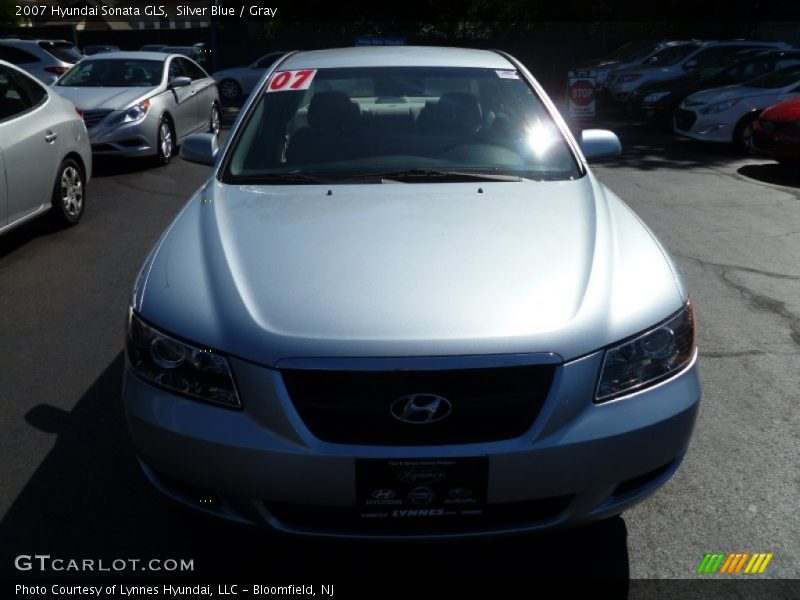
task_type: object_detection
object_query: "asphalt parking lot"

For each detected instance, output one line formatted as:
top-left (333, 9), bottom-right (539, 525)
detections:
top-left (0, 106), bottom-right (798, 583)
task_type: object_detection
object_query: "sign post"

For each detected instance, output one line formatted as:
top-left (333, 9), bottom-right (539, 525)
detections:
top-left (567, 70), bottom-right (596, 120)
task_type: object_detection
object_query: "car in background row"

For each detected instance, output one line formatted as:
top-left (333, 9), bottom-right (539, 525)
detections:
top-left (674, 64), bottom-right (800, 148)
top-left (751, 97), bottom-right (800, 166)
top-left (53, 52), bottom-right (220, 165)
top-left (608, 39), bottom-right (790, 103)
top-left (0, 38), bottom-right (83, 84)
top-left (123, 46), bottom-right (701, 537)
top-left (630, 49), bottom-right (800, 123)
top-left (140, 44), bottom-right (167, 52)
top-left (0, 60), bottom-right (91, 235)
top-left (211, 51), bottom-right (287, 100)
top-left (593, 40), bottom-right (697, 98)
top-left (83, 44), bottom-right (121, 56)
top-left (578, 40), bottom-right (675, 93)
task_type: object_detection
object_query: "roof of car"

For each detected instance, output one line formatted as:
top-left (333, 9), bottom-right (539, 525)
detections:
top-left (280, 46), bottom-right (515, 70)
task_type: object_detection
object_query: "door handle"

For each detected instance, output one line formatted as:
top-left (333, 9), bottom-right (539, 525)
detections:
top-left (44, 131), bottom-right (58, 143)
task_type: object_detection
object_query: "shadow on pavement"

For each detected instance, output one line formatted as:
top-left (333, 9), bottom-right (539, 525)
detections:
top-left (0, 353), bottom-right (630, 588)
top-left (0, 216), bottom-right (63, 261)
top-left (737, 163), bottom-right (800, 189)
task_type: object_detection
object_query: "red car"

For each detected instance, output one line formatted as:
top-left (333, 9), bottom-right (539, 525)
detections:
top-left (751, 98), bottom-right (800, 166)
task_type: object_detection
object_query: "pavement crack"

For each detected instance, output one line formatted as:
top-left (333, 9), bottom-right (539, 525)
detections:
top-left (677, 254), bottom-right (800, 347)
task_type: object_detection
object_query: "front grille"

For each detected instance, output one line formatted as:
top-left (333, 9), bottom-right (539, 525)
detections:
top-left (82, 109), bottom-right (113, 128)
top-left (281, 365), bottom-right (556, 445)
top-left (266, 495), bottom-right (572, 535)
top-left (675, 109), bottom-right (697, 132)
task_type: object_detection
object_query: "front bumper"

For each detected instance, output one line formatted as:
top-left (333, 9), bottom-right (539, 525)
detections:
top-left (86, 115), bottom-right (159, 157)
top-left (123, 351), bottom-right (701, 538)
top-left (751, 123), bottom-right (800, 163)
top-left (673, 108), bottom-right (735, 143)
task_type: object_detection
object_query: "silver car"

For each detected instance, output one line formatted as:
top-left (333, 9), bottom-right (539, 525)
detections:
top-left (0, 38), bottom-right (83, 85)
top-left (123, 47), bottom-right (700, 538)
top-left (0, 60), bottom-right (91, 235)
top-left (53, 52), bottom-right (220, 164)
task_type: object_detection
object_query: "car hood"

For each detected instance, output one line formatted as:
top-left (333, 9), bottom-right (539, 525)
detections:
top-left (133, 176), bottom-right (686, 366)
top-left (761, 98), bottom-right (800, 122)
top-left (53, 86), bottom-right (158, 110)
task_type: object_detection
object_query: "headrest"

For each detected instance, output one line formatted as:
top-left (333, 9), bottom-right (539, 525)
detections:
top-left (436, 92), bottom-right (483, 131)
top-left (308, 91), bottom-right (358, 130)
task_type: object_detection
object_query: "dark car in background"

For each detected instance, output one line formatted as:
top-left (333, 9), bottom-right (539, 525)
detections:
top-left (83, 45), bottom-right (121, 56)
top-left (629, 49), bottom-right (800, 123)
top-left (751, 97), bottom-right (800, 166)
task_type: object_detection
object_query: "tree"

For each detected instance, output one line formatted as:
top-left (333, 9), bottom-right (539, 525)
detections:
top-left (0, 0), bottom-right (20, 27)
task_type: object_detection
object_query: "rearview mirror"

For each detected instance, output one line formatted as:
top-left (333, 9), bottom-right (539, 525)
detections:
top-left (580, 129), bottom-right (622, 161)
top-left (169, 76), bottom-right (192, 88)
top-left (180, 133), bottom-right (218, 166)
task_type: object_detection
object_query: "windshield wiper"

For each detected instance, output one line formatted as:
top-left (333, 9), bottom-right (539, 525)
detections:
top-left (231, 171), bottom-right (330, 184)
top-left (341, 169), bottom-right (528, 183)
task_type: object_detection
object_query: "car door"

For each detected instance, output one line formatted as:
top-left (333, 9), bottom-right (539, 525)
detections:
top-left (0, 64), bottom-right (60, 225)
top-left (179, 58), bottom-right (214, 131)
top-left (166, 57), bottom-right (197, 140)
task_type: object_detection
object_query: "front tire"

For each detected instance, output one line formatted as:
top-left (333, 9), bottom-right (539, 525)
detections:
top-left (219, 79), bottom-right (241, 101)
top-left (155, 116), bottom-right (174, 165)
top-left (734, 113), bottom-right (758, 153)
top-left (209, 103), bottom-right (220, 135)
top-left (50, 158), bottom-right (85, 226)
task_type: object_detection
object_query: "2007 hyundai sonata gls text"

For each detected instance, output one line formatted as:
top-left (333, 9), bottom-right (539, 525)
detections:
top-left (123, 47), bottom-right (700, 537)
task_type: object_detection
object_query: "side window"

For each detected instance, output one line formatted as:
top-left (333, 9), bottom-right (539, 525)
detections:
top-left (0, 44), bottom-right (40, 65)
top-left (692, 46), bottom-right (737, 67)
top-left (775, 57), bottom-right (800, 71)
top-left (10, 68), bottom-right (47, 107)
top-left (0, 65), bottom-right (35, 120)
top-left (180, 58), bottom-right (207, 81)
top-left (167, 58), bottom-right (184, 80)
top-left (740, 58), bottom-right (770, 78)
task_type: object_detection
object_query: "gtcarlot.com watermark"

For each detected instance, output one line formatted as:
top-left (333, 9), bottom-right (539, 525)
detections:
top-left (14, 554), bottom-right (194, 573)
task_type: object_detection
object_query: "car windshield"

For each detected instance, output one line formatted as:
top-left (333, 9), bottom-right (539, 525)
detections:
top-left (222, 66), bottom-right (581, 184)
top-left (627, 43), bottom-right (665, 63)
top-left (642, 44), bottom-right (700, 67)
top-left (58, 59), bottom-right (163, 87)
top-left (744, 64), bottom-right (800, 88)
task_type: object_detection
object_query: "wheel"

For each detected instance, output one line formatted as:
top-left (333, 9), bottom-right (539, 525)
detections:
top-left (50, 158), bottom-right (85, 226)
top-left (734, 113), bottom-right (758, 152)
top-left (209, 103), bottom-right (220, 135)
top-left (155, 116), bottom-right (174, 165)
top-left (218, 78), bottom-right (241, 101)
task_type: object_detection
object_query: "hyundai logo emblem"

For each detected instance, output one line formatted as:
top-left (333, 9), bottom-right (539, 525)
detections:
top-left (390, 393), bottom-right (452, 424)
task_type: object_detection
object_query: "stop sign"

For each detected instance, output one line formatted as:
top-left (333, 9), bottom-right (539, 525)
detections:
top-left (570, 79), bottom-right (595, 107)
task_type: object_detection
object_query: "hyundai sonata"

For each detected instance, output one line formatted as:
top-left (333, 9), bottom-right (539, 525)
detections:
top-left (123, 46), bottom-right (700, 537)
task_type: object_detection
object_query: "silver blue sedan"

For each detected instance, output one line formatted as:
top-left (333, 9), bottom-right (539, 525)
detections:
top-left (54, 51), bottom-right (220, 164)
top-left (123, 46), bottom-right (701, 537)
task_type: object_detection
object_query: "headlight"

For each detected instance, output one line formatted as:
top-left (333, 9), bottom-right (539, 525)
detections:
top-left (113, 99), bottom-right (150, 124)
top-left (595, 301), bottom-right (695, 403)
top-left (643, 91), bottom-right (670, 103)
top-left (699, 98), bottom-right (740, 115)
top-left (619, 73), bottom-right (643, 82)
top-left (125, 310), bottom-right (241, 408)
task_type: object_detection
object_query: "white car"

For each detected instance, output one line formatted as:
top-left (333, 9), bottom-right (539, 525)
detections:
top-left (0, 60), bottom-right (92, 235)
top-left (674, 64), bottom-right (800, 148)
top-left (0, 38), bottom-right (84, 85)
top-left (212, 51), bottom-right (287, 101)
top-left (608, 40), bottom-right (789, 103)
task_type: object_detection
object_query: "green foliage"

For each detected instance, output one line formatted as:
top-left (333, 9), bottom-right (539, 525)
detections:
top-left (0, 0), bottom-right (20, 27)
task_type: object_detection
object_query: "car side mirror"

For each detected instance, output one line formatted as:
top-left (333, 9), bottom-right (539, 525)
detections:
top-left (580, 129), bottom-right (622, 161)
top-left (169, 76), bottom-right (192, 88)
top-left (180, 133), bottom-right (218, 166)
top-left (683, 60), bottom-right (698, 71)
